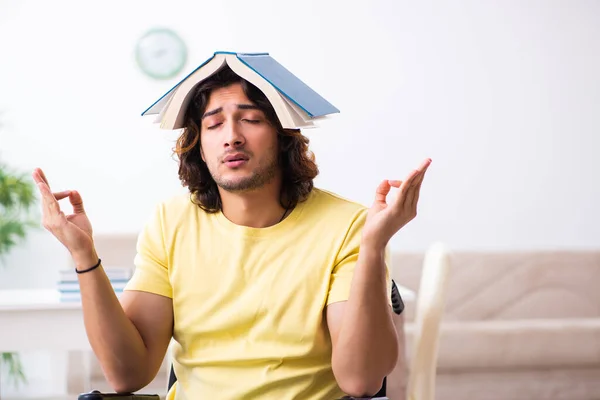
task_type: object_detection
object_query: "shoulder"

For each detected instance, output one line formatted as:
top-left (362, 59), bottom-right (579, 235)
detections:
top-left (310, 187), bottom-right (367, 211)
top-left (159, 192), bottom-right (197, 211)
top-left (146, 192), bottom-right (204, 229)
top-left (304, 187), bottom-right (369, 224)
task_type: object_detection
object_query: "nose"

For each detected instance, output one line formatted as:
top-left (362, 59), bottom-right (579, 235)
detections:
top-left (223, 120), bottom-right (245, 149)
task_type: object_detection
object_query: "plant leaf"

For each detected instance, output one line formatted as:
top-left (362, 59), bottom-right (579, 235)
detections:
top-left (1, 352), bottom-right (28, 387)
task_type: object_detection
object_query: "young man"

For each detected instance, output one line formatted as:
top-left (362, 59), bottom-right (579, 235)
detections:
top-left (33, 66), bottom-right (431, 399)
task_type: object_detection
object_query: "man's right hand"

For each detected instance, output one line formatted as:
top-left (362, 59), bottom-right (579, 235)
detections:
top-left (32, 168), bottom-right (96, 265)
top-left (33, 168), bottom-right (174, 393)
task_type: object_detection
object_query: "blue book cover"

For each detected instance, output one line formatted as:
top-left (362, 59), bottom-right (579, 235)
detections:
top-left (142, 51), bottom-right (339, 119)
top-left (234, 53), bottom-right (339, 118)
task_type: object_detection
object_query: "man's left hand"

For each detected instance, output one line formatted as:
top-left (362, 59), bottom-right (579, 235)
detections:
top-left (362, 158), bottom-right (432, 250)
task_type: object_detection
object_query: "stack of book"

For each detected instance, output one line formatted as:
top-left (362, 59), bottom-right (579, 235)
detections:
top-left (57, 266), bottom-right (134, 302)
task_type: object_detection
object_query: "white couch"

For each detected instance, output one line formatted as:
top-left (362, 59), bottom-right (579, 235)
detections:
top-left (393, 251), bottom-right (600, 400)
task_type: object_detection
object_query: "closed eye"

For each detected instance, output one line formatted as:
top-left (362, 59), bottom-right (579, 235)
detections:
top-left (207, 123), bottom-right (222, 130)
top-left (242, 119), bottom-right (261, 124)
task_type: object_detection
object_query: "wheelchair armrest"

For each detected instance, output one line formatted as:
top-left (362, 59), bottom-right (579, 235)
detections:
top-left (78, 390), bottom-right (161, 399)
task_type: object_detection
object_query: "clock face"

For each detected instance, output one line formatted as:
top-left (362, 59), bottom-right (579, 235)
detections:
top-left (135, 28), bottom-right (187, 80)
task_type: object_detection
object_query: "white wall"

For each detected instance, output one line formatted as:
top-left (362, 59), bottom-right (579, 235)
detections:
top-left (1, 0), bottom-right (599, 290)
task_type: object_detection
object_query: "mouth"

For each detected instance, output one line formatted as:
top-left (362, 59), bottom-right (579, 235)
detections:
top-left (224, 156), bottom-right (248, 162)
top-left (223, 153), bottom-right (249, 167)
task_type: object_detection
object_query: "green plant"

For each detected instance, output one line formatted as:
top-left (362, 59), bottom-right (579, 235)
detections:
top-left (1, 353), bottom-right (27, 387)
top-left (0, 163), bottom-right (37, 257)
top-left (0, 160), bottom-right (38, 387)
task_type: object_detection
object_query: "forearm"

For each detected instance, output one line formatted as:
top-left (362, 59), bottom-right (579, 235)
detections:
top-left (332, 245), bottom-right (399, 395)
top-left (74, 250), bottom-right (151, 392)
top-left (387, 313), bottom-right (408, 400)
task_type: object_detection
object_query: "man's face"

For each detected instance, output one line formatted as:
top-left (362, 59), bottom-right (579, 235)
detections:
top-left (200, 83), bottom-right (279, 192)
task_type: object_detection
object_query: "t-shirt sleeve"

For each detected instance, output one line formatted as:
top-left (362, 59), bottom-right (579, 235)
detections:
top-left (124, 203), bottom-right (173, 298)
top-left (326, 208), bottom-right (393, 306)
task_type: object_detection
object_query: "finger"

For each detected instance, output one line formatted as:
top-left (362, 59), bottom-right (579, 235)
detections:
top-left (38, 168), bottom-right (50, 186)
top-left (405, 157), bottom-right (431, 182)
top-left (391, 159), bottom-right (433, 209)
top-left (33, 170), bottom-right (73, 204)
top-left (406, 166), bottom-right (430, 211)
top-left (416, 157), bottom-right (432, 172)
top-left (384, 181), bottom-right (403, 208)
top-left (32, 169), bottom-right (44, 185)
top-left (402, 169), bottom-right (421, 190)
top-left (409, 161), bottom-right (431, 188)
top-left (406, 160), bottom-right (432, 210)
top-left (408, 159), bottom-right (432, 187)
top-left (53, 190), bottom-right (72, 201)
top-left (399, 161), bottom-right (431, 208)
top-left (36, 181), bottom-right (61, 215)
top-left (37, 181), bottom-right (68, 230)
top-left (392, 167), bottom-right (427, 209)
top-left (69, 191), bottom-right (85, 214)
top-left (32, 168), bottom-right (50, 187)
top-left (374, 180), bottom-right (392, 204)
top-left (387, 176), bottom-right (412, 212)
top-left (398, 169), bottom-right (419, 194)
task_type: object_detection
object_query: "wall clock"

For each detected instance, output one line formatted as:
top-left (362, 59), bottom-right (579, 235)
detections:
top-left (135, 28), bottom-right (187, 80)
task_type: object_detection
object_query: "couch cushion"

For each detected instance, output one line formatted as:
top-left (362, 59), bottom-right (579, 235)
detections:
top-left (404, 318), bottom-right (600, 370)
top-left (392, 251), bottom-right (600, 322)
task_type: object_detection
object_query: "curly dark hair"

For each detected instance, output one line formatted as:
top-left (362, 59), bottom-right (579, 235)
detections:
top-left (174, 66), bottom-right (319, 213)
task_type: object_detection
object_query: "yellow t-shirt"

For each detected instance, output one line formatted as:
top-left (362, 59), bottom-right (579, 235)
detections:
top-left (125, 187), bottom-right (391, 400)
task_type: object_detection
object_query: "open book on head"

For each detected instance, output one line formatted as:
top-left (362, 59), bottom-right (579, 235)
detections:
top-left (142, 51), bottom-right (340, 130)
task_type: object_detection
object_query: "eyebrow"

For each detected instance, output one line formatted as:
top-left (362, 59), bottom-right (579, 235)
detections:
top-left (201, 104), bottom-right (261, 119)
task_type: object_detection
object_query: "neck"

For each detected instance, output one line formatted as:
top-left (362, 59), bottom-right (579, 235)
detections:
top-left (219, 178), bottom-right (288, 228)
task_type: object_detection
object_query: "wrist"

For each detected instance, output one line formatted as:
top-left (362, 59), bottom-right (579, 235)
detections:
top-left (358, 240), bottom-right (387, 266)
top-left (360, 236), bottom-right (388, 255)
top-left (72, 249), bottom-right (99, 272)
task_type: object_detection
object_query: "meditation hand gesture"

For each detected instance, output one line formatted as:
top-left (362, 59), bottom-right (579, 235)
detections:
top-left (362, 158), bottom-right (432, 250)
top-left (32, 168), bottom-right (94, 258)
